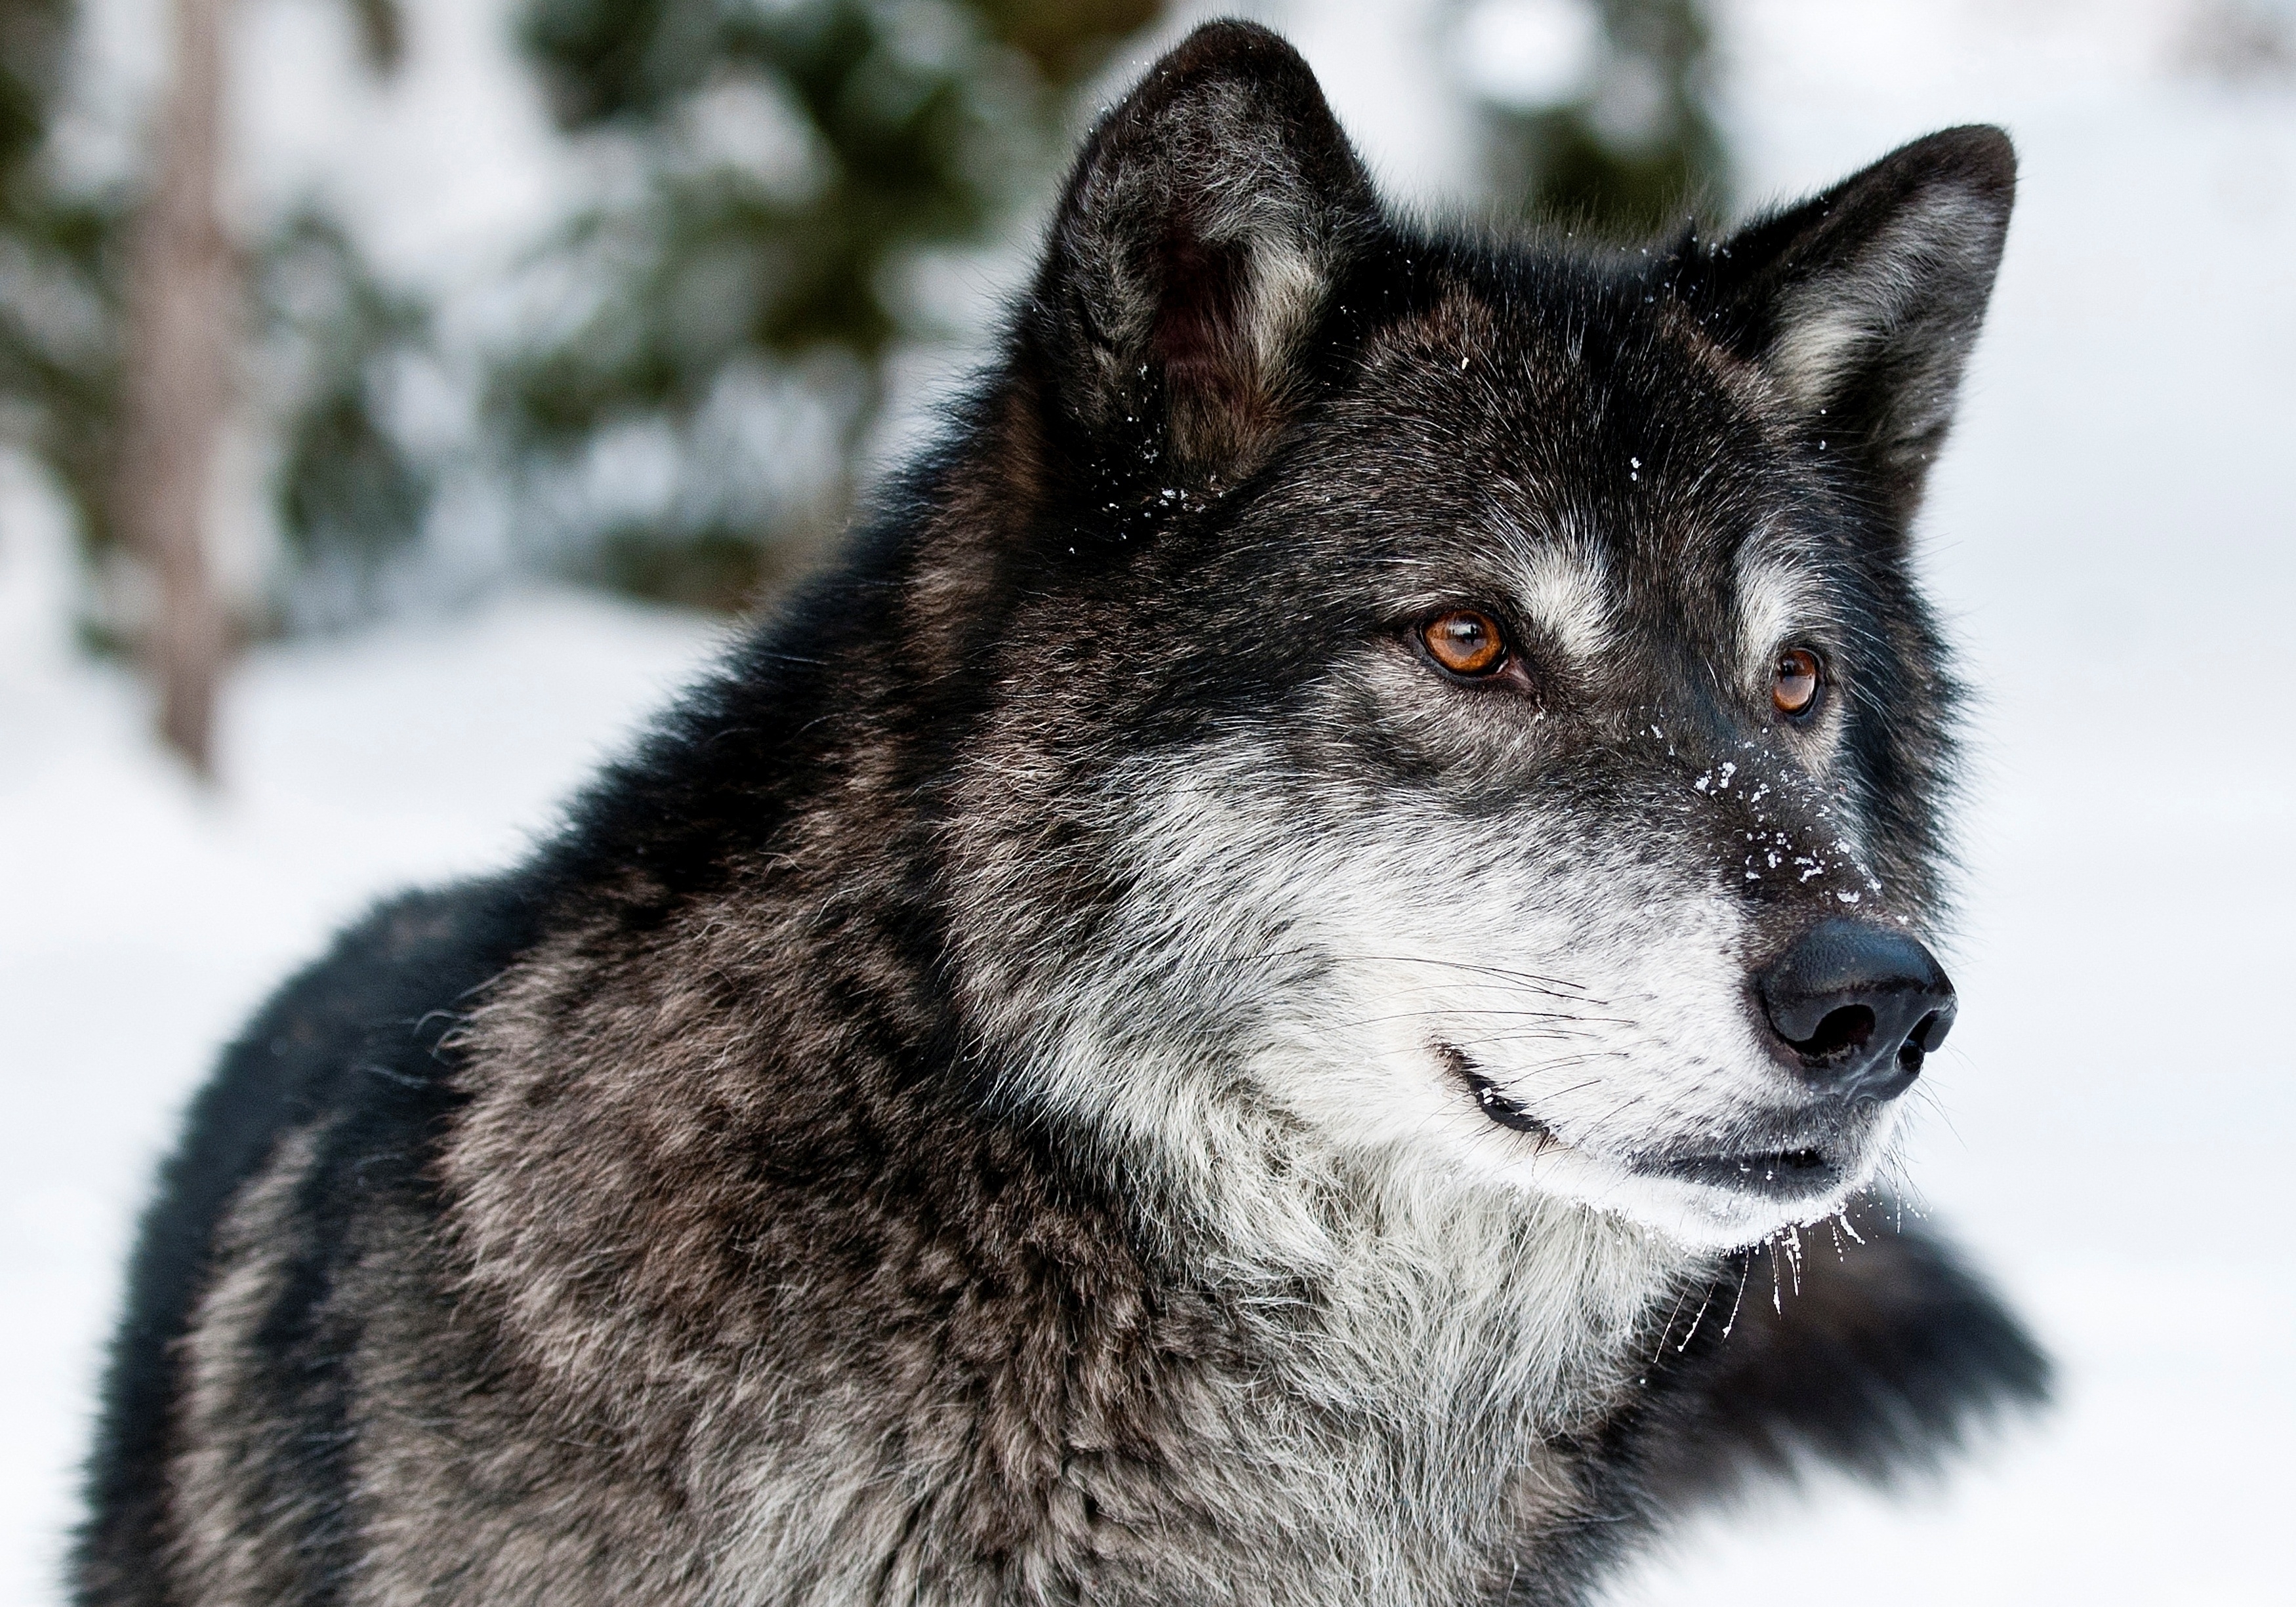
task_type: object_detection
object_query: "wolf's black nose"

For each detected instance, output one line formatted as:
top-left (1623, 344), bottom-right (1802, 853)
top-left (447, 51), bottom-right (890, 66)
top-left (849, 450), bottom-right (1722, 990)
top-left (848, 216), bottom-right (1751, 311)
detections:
top-left (1757, 918), bottom-right (1957, 1101)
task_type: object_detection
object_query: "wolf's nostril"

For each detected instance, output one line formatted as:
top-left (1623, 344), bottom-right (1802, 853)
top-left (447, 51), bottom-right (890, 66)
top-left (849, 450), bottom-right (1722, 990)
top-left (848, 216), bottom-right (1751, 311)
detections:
top-left (1793, 1004), bottom-right (1875, 1061)
top-left (1910, 1009), bottom-right (1951, 1053)
top-left (1755, 918), bottom-right (1957, 1102)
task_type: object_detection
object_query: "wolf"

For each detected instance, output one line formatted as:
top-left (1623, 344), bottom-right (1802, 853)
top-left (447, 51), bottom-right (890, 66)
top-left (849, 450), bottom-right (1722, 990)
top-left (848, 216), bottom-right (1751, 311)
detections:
top-left (78, 22), bottom-right (2047, 1607)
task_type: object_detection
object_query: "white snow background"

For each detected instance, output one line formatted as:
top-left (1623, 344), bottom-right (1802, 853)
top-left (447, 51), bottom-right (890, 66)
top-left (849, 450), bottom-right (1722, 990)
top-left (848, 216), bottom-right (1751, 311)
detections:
top-left (5, 1), bottom-right (2293, 1601)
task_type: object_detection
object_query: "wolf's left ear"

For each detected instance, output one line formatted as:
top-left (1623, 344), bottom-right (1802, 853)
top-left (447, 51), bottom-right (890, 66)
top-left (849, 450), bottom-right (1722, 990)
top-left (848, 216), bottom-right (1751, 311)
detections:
top-left (1023, 22), bottom-right (1379, 483)
top-left (1691, 127), bottom-right (2016, 525)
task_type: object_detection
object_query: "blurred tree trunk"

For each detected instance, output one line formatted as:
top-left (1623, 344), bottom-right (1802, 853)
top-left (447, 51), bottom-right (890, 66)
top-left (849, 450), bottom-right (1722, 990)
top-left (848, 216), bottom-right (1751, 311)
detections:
top-left (118, 0), bottom-right (234, 777)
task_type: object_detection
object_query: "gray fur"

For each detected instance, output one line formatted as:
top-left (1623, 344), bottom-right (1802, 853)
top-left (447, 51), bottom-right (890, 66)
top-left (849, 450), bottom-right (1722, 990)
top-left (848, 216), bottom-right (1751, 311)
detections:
top-left (77, 24), bottom-right (2046, 1607)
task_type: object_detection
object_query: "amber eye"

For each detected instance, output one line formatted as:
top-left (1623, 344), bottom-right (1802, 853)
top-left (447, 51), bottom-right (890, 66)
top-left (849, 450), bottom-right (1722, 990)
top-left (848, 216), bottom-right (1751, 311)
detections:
top-left (1772, 647), bottom-right (1823, 717)
top-left (1422, 609), bottom-right (1508, 677)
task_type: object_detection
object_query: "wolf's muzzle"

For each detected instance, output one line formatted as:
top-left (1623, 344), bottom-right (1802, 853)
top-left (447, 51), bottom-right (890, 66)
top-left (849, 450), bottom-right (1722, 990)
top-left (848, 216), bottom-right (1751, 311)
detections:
top-left (1756, 918), bottom-right (1958, 1103)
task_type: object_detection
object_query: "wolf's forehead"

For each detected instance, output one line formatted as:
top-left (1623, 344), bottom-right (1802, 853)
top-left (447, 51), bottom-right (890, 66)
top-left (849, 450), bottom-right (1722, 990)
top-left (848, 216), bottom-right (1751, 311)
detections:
top-left (1467, 497), bottom-right (1830, 676)
top-left (1484, 516), bottom-right (1618, 661)
top-left (1330, 282), bottom-right (1826, 650)
top-left (1356, 284), bottom-right (1778, 498)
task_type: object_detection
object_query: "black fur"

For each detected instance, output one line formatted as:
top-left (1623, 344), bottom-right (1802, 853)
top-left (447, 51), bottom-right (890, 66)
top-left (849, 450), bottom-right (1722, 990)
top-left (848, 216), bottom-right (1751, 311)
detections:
top-left (79, 882), bottom-right (538, 1606)
top-left (1633, 1206), bottom-right (2050, 1507)
top-left (79, 23), bottom-right (2045, 1606)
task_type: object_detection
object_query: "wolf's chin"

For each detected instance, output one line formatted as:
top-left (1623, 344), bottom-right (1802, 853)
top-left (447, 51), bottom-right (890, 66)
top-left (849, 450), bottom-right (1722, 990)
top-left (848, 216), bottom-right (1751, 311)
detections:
top-left (1608, 1173), bottom-right (1869, 1251)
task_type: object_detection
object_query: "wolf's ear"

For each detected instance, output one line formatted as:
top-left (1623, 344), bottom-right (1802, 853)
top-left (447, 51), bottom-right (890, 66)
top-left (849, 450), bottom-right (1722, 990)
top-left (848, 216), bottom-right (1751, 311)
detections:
top-left (1024, 22), bottom-right (1378, 483)
top-left (1694, 127), bottom-right (2015, 525)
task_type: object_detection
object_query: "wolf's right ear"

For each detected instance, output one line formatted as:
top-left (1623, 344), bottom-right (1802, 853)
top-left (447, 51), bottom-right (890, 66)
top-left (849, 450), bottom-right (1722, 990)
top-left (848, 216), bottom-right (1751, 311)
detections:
top-left (1691, 126), bottom-right (2017, 527)
top-left (1023, 22), bottom-right (1378, 485)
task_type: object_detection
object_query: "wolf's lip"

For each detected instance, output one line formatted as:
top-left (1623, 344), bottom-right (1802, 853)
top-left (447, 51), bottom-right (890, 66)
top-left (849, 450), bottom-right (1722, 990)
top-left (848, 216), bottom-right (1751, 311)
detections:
top-left (1639, 1147), bottom-right (1845, 1200)
top-left (1441, 1044), bottom-right (1849, 1202)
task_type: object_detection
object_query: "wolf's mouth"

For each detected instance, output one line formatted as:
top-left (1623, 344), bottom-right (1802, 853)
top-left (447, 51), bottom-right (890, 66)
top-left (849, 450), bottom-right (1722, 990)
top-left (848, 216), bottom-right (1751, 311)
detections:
top-left (1441, 1043), bottom-right (1851, 1202)
top-left (1639, 1146), bottom-right (1845, 1200)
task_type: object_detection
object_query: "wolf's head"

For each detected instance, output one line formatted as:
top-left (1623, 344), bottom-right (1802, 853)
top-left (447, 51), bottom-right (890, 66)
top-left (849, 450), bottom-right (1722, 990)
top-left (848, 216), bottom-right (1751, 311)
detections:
top-left (922, 24), bottom-right (2013, 1252)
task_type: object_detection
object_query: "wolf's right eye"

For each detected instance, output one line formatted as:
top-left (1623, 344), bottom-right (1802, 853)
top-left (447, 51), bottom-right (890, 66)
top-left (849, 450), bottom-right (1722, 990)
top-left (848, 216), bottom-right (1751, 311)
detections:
top-left (1773, 648), bottom-right (1823, 716)
top-left (1422, 610), bottom-right (1508, 678)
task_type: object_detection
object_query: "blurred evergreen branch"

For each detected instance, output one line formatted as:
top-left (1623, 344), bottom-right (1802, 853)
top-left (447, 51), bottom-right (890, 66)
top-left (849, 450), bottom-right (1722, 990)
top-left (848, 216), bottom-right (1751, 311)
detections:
top-left (258, 206), bottom-right (435, 583)
top-left (1459, 0), bottom-right (1729, 237)
top-left (0, 0), bottom-right (438, 666)
top-left (0, 0), bottom-right (129, 582)
top-left (495, 0), bottom-right (1162, 610)
top-left (346, 0), bottom-right (405, 72)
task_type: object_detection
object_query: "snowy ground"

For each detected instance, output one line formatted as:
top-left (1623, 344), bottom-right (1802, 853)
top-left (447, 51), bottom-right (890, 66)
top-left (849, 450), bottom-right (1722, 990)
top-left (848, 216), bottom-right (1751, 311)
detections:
top-left (6, 2), bottom-right (2295, 1603)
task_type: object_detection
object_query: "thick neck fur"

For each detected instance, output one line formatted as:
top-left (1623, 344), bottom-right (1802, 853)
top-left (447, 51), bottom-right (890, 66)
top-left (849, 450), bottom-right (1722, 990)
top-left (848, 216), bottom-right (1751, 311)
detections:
top-left (446, 888), bottom-right (1696, 1606)
top-left (436, 395), bottom-right (1710, 1602)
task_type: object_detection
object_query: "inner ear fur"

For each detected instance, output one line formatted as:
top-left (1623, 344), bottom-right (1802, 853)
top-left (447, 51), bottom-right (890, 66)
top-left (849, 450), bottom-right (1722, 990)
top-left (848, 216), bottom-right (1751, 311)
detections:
top-left (1025, 21), bottom-right (1379, 483)
top-left (1691, 126), bottom-right (2017, 525)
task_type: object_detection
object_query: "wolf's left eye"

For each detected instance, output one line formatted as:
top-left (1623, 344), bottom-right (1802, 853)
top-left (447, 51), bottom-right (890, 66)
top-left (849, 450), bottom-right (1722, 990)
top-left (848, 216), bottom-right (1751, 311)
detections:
top-left (1422, 610), bottom-right (1509, 678)
top-left (1773, 648), bottom-right (1823, 717)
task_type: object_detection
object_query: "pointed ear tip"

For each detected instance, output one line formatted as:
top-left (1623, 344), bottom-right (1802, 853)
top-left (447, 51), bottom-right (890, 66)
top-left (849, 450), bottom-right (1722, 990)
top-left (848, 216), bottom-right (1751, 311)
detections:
top-left (1905, 124), bottom-right (2019, 199)
top-left (1124, 20), bottom-right (1329, 119)
top-left (1090, 19), bottom-right (1362, 193)
top-left (1156, 18), bottom-right (1315, 81)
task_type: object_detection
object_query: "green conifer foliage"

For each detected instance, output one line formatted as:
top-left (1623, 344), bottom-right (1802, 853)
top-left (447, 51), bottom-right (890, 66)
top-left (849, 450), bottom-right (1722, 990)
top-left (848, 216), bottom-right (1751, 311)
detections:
top-left (1468, 0), bottom-right (1729, 237)
top-left (260, 209), bottom-right (435, 589)
top-left (0, 0), bottom-right (129, 594)
top-left (0, 0), bottom-right (436, 646)
top-left (499, 0), bottom-right (1161, 609)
